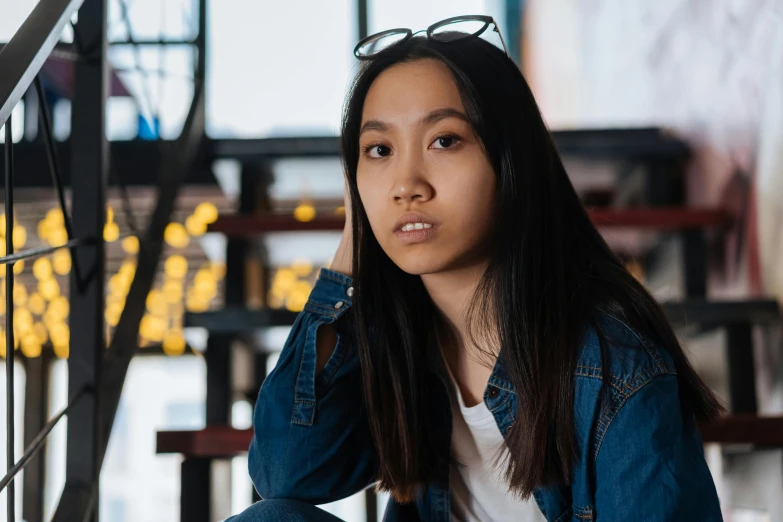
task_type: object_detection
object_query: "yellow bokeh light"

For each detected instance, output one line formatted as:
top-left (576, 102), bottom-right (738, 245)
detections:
top-left (37, 219), bottom-right (50, 241)
top-left (21, 335), bottom-right (42, 358)
top-left (285, 292), bottom-right (307, 312)
top-left (0, 265), bottom-right (5, 278)
top-left (162, 280), bottom-right (183, 304)
top-left (13, 284), bottom-right (27, 306)
top-left (53, 249), bottom-right (71, 275)
top-left (104, 222), bottom-right (120, 242)
top-left (267, 291), bottom-right (284, 309)
top-left (194, 202), bottom-right (219, 224)
top-left (293, 204), bottom-right (316, 222)
top-left (12, 225), bottom-right (27, 249)
top-left (106, 206), bottom-right (114, 224)
top-left (210, 262), bottom-right (226, 280)
top-left (49, 296), bottom-right (69, 320)
top-left (185, 215), bottom-right (207, 237)
top-left (14, 308), bottom-right (34, 333)
top-left (164, 255), bottom-right (188, 279)
top-left (46, 208), bottom-right (64, 226)
top-left (291, 258), bottom-right (313, 277)
top-left (105, 302), bottom-right (123, 326)
top-left (13, 259), bottom-right (24, 275)
top-left (48, 228), bottom-right (68, 246)
top-left (185, 291), bottom-right (209, 312)
top-left (164, 222), bottom-right (189, 248)
top-left (119, 260), bottom-right (137, 279)
top-left (194, 268), bottom-right (216, 286)
top-left (49, 321), bottom-right (69, 344)
top-left (269, 284), bottom-right (287, 301)
top-left (139, 315), bottom-right (166, 342)
top-left (33, 257), bottom-right (53, 280)
top-left (273, 268), bottom-right (297, 293)
top-left (28, 292), bottom-right (46, 315)
top-left (53, 342), bottom-right (69, 358)
top-left (334, 206), bottom-right (346, 216)
top-left (0, 214), bottom-right (5, 233)
top-left (122, 236), bottom-right (139, 255)
top-left (33, 322), bottom-right (48, 344)
top-left (108, 274), bottom-right (128, 296)
top-left (146, 289), bottom-right (167, 316)
top-left (106, 292), bottom-right (126, 308)
top-left (39, 278), bottom-right (60, 301)
top-left (162, 330), bottom-right (186, 356)
top-left (0, 336), bottom-right (5, 359)
top-left (293, 281), bottom-right (313, 298)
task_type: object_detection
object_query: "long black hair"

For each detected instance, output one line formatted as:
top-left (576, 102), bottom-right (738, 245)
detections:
top-left (339, 35), bottom-right (724, 502)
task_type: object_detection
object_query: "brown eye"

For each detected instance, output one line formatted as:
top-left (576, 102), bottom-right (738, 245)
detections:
top-left (432, 135), bottom-right (460, 149)
top-left (363, 144), bottom-right (391, 158)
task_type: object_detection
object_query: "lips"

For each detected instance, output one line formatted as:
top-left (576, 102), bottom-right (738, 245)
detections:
top-left (393, 212), bottom-right (439, 232)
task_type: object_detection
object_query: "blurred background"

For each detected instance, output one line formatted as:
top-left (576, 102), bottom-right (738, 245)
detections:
top-left (1, 0), bottom-right (782, 521)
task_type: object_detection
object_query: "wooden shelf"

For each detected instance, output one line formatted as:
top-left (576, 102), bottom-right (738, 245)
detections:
top-left (699, 415), bottom-right (783, 446)
top-left (157, 426), bottom-right (252, 458)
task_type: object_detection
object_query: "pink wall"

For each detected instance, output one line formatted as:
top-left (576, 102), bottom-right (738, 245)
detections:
top-left (523, 0), bottom-right (783, 303)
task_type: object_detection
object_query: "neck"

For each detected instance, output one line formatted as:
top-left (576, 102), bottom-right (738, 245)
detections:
top-left (421, 259), bottom-right (492, 356)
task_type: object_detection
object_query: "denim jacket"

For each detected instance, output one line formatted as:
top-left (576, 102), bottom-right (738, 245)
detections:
top-left (248, 268), bottom-right (723, 521)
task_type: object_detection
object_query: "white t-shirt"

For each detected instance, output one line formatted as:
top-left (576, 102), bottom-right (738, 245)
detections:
top-left (447, 375), bottom-right (547, 522)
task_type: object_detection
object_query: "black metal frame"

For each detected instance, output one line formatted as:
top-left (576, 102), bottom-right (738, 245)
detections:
top-left (2, 0), bottom-right (205, 520)
top-left (1, 3), bottom-right (93, 521)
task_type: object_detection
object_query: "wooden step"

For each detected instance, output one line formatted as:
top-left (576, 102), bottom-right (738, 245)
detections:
top-left (207, 207), bottom-right (733, 237)
top-left (157, 426), bottom-right (252, 458)
top-left (157, 415), bottom-right (783, 459)
top-left (699, 415), bottom-right (783, 446)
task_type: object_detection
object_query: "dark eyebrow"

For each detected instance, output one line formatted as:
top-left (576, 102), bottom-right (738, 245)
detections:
top-left (359, 107), bottom-right (470, 137)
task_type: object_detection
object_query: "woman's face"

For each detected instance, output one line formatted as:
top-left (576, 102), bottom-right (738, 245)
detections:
top-left (356, 58), bottom-right (496, 276)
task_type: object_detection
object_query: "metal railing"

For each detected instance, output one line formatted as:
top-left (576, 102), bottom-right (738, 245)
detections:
top-left (1, 0), bottom-right (206, 518)
top-left (1, 2), bottom-right (95, 521)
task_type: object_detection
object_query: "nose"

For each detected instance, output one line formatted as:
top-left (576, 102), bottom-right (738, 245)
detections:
top-left (389, 155), bottom-right (434, 204)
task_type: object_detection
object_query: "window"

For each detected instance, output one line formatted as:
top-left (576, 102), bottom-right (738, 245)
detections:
top-left (206, 0), bottom-right (357, 138)
top-left (0, 361), bottom-right (26, 522)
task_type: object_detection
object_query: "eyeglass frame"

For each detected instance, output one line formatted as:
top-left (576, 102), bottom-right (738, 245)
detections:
top-left (353, 14), bottom-right (509, 60)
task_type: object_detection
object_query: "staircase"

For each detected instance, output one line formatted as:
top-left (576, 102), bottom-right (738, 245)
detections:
top-left (156, 127), bottom-right (783, 521)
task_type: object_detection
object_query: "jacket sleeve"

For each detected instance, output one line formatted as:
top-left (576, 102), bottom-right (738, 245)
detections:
top-left (593, 374), bottom-right (723, 521)
top-left (248, 268), bottom-right (378, 504)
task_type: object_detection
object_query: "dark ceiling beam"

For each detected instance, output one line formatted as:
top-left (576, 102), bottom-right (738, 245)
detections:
top-left (1, 128), bottom-right (690, 189)
top-left (0, 139), bottom-right (216, 187)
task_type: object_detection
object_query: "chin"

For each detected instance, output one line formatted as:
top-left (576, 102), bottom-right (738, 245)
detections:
top-left (389, 252), bottom-right (451, 276)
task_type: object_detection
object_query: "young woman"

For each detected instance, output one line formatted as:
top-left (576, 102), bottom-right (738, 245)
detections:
top-left (228, 15), bottom-right (724, 522)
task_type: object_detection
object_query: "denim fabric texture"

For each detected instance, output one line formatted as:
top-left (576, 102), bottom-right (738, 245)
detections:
top-left (225, 499), bottom-right (345, 522)
top-left (238, 268), bottom-right (723, 522)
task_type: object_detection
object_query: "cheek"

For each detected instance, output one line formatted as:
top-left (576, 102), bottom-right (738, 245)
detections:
top-left (445, 165), bottom-right (496, 229)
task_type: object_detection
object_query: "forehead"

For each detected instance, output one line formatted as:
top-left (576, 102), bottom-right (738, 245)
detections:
top-left (362, 59), bottom-right (465, 124)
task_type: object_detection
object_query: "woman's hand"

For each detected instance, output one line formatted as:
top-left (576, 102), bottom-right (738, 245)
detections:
top-left (328, 176), bottom-right (354, 277)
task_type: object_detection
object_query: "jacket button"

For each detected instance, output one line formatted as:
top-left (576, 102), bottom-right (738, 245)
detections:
top-left (506, 423), bottom-right (513, 434)
top-left (346, 287), bottom-right (354, 297)
top-left (488, 386), bottom-right (499, 398)
top-left (334, 301), bottom-right (344, 309)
